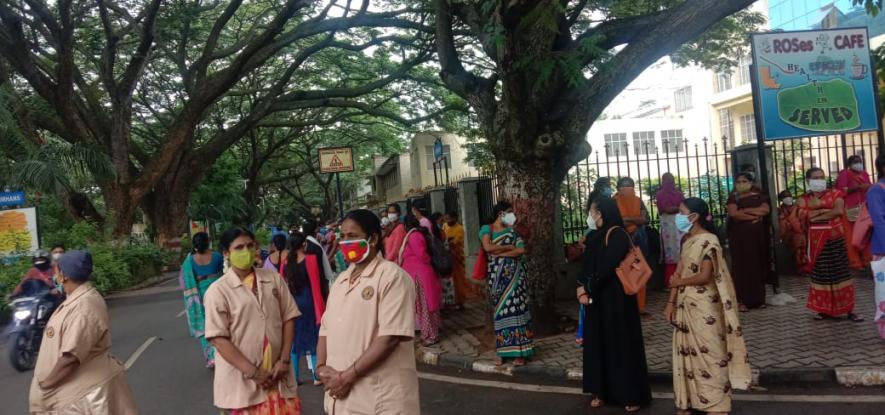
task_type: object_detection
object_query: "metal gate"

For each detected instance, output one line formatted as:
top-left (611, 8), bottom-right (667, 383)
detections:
top-left (475, 176), bottom-right (498, 225)
top-left (443, 187), bottom-right (459, 215)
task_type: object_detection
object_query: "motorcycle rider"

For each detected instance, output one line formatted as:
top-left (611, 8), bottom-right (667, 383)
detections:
top-left (11, 251), bottom-right (60, 298)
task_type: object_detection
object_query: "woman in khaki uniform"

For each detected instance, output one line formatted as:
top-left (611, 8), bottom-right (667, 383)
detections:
top-left (318, 209), bottom-right (420, 415)
top-left (204, 227), bottom-right (302, 414)
top-left (29, 251), bottom-right (138, 414)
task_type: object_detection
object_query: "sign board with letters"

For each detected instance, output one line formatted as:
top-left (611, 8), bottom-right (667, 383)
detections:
top-left (750, 27), bottom-right (880, 141)
top-left (0, 191), bottom-right (25, 207)
top-left (318, 147), bottom-right (355, 173)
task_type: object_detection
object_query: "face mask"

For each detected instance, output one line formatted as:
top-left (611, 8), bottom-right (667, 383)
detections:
top-left (228, 249), bottom-right (255, 270)
top-left (782, 197), bottom-right (794, 206)
top-left (502, 212), bottom-right (517, 227)
top-left (675, 213), bottom-right (694, 234)
top-left (51, 253), bottom-right (62, 262)
top-left (387, 213), bottom-right (399, 222)
top-left (851, 163), bottom-right (864, 172)
top-left (735, 182), bottom-right (751, 193)
top-left (586, 213), bottom-right (598, 231)
top-left (340, 239), bottom-right (371, 263)
top-left (808, 179), bottom-right (827, 193)
top-left (601, 188), bottom-right (614, 197)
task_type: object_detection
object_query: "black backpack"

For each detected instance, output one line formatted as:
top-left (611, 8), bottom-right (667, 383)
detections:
top-left (426, 234), bottom-right (453, 276)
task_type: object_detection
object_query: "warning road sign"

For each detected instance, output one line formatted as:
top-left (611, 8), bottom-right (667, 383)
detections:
top-left (318, 147), bottom-right (354, 173)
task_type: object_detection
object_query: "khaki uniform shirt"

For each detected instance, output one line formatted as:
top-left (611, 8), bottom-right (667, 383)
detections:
top-left (204, 267), bottom-right (300, 410)
top-left (29, 282), bottom-right (131, 413)
top-left (320, 256), bottom-right (419, 414)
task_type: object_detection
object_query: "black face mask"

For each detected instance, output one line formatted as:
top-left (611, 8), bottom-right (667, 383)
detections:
top-left (35, 262), bottom-right (51, 271)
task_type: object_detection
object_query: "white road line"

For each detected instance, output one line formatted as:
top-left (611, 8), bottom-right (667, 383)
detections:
top-left (416, 372), bottom-right (885, 403)
top-left (125, 336), bottom-right (158, 370)
top-left (176, 309), bottom-right (186, 318)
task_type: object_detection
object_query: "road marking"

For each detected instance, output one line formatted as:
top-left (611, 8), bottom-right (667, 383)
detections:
top-left (125, 336), bottom-right (158, 370)
top-left (416, 372), bottom-right (885, 403)
top-left (176, 309), bottom-right (186, 318)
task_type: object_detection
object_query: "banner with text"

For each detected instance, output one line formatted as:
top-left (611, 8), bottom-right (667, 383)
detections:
top-left (751, 27), bottom-right (880, 141)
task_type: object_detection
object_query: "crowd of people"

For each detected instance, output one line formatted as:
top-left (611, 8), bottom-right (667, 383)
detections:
top-left (15, 155), bottom-right (885, 414)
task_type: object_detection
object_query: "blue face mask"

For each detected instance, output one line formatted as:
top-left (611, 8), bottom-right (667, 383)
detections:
top-left (601, 188), bottom-right (613, 197)
top-left (675, 213), bottom-right (694, 234)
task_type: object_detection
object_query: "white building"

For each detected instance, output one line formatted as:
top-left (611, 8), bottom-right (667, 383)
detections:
top-left (368, 132), bottom-right (478, 206)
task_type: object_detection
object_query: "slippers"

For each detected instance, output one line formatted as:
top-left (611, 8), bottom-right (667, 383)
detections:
top-left (590, 398), bottom-right (604, 408)
top-left (848, 313), bottom-right (865, 322)
top-left (814, 313), bottom-right (828, 321)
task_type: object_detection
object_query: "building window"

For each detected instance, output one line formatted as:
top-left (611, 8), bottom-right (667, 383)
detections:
top-left (674, 87), bottom-right (693, 112)
top-left (737, 54), bottom-right (751, 86)
top-left (425, 145), bottom-right (451, 170)
top-left (715, 72), bottom-right (733, 93)
top-left (661, 129), bottom-right (684, 154)
top-left (632, 131), bottom-right (657, 156)
top-left (719, 108), bottom-right (734, 149)
top-left (603, 133), bottom-right (628, 157)
top-left (740, 113), bottom-right (757, 144)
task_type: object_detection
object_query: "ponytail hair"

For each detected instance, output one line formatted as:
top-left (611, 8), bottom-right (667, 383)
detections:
top-left (683, 197), bottom-right (717, 234)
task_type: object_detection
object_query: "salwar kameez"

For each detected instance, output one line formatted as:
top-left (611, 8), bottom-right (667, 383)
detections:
top-left (672, 234), bottom-right (751, 413)
top-left (480, 225), bottom-right (534, 359)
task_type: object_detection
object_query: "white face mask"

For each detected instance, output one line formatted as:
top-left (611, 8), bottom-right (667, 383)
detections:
top-left (51, 253), bottom-right (62, 261)
top-left (587, 213), bottom-right (598, 231)
top-left (851, 163), bottom-right (864, 172)
top-left (782, 197), bottom-right (794, 206)
top-left (387, 213), bottom-right (399, 222)
top-left (808, 179), bottom-right (827, 193)
top-left (502, 212), bottom-right (517, 227)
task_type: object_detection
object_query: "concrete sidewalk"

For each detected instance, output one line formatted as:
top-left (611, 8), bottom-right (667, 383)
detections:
top-left (418, 275), bottom-right (885, 386)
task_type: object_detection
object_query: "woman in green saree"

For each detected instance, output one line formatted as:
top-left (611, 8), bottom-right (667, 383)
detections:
top-left (180, 232), bottom-right (224, 368)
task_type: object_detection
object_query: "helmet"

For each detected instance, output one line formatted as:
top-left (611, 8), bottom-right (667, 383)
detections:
top-left (32, 250), bottom-right (50, 266)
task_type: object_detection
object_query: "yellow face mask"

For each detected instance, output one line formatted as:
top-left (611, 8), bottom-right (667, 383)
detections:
top-left (229, 249), bottom-right (254, 270)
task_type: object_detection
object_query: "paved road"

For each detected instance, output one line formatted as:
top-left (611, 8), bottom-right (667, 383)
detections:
top-left (1, 278), bottom-right (883, 414)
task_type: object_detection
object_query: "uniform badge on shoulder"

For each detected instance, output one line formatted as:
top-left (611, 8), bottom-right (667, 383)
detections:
top-left (45, 326), bottom-right (55, 338)
top-left (361, 286), bottom-right (374, 300)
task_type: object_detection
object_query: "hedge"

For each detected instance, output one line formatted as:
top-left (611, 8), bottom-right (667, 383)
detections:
top-left (0, 241), bottom-right (169, 320)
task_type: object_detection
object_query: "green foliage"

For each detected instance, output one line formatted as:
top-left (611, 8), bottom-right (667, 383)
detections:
top-left (189, 153), bottom-right (247, 225)
top-left (671, 9), bottom-right (767, 72)
top-left (855, 0), bottom-right (884, 16)
top-left (43, 222), bottom-right (102, 251)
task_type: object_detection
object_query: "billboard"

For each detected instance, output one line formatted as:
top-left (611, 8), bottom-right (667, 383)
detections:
top-left (750, 27), bottom-right (880, 141)
top-left (0, 207), bottom-right (39, 255)
top-left (318, 147), bottom-right (355, 173)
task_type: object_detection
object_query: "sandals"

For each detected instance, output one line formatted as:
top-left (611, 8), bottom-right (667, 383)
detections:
top-left (814, 313), bottom-right (828, 321)
top-left (848, 313), bottom-right (865, 322)
top-left (590, 398), bottom-right (604, 408)
top-left (512, 358), bottom-right (526, 367)
top-left (625, 405), bottom-right (641, 412)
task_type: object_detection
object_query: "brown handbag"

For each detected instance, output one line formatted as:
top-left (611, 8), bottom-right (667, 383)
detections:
top-left (605, 227), bottom-right (653, 295)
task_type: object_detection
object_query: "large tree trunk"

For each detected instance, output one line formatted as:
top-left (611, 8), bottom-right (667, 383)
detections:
top-left (142, 157), bottom-right (209, 249)
top-left (496, 159), bottom-right (564, 335)
top-left (58, 188), bottom-right (105, 226)
top-left (104, 183), bottom-right (138, 239)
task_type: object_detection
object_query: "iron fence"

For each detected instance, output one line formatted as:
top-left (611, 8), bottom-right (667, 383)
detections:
top-left (561, 136), bottom-right (735, 243)
top-left (560, 132), bottom-right (881, 244)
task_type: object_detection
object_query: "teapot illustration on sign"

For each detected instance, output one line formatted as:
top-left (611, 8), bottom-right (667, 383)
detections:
top-left (851, 55), bottom-right (868, 80)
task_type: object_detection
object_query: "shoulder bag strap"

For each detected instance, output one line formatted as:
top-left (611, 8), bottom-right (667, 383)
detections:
top-left (604, 226), bottom-right (635, 248)
top-left (398, 229), bottom-right (415, 266)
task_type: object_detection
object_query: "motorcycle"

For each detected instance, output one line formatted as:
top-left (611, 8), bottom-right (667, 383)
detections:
top-left (6, 281), bottom-right (58, 372)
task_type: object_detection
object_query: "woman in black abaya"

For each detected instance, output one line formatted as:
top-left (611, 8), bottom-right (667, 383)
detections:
top-left (577, 197), bottom-right (652, 412)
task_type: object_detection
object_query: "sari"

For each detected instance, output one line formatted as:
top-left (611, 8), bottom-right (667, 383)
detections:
top-left (481, 225), bottom-right (534, 358)
top-left (224, 274), bottom-right (301, 415)
top-left (672, 233), bottom-right (751, 413)
top-left (180, 253), bottom-right (223, 367)
top-left (444, 222), bottom-right (477, 305)
top-left (798, 189), bottom-right (856, 316)
top-left (778, 204), bottom-right (807, 272)
top-left (836, 168), bottom-right (872, 269)
top-left (726, 191), bottom-right (771, 308)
